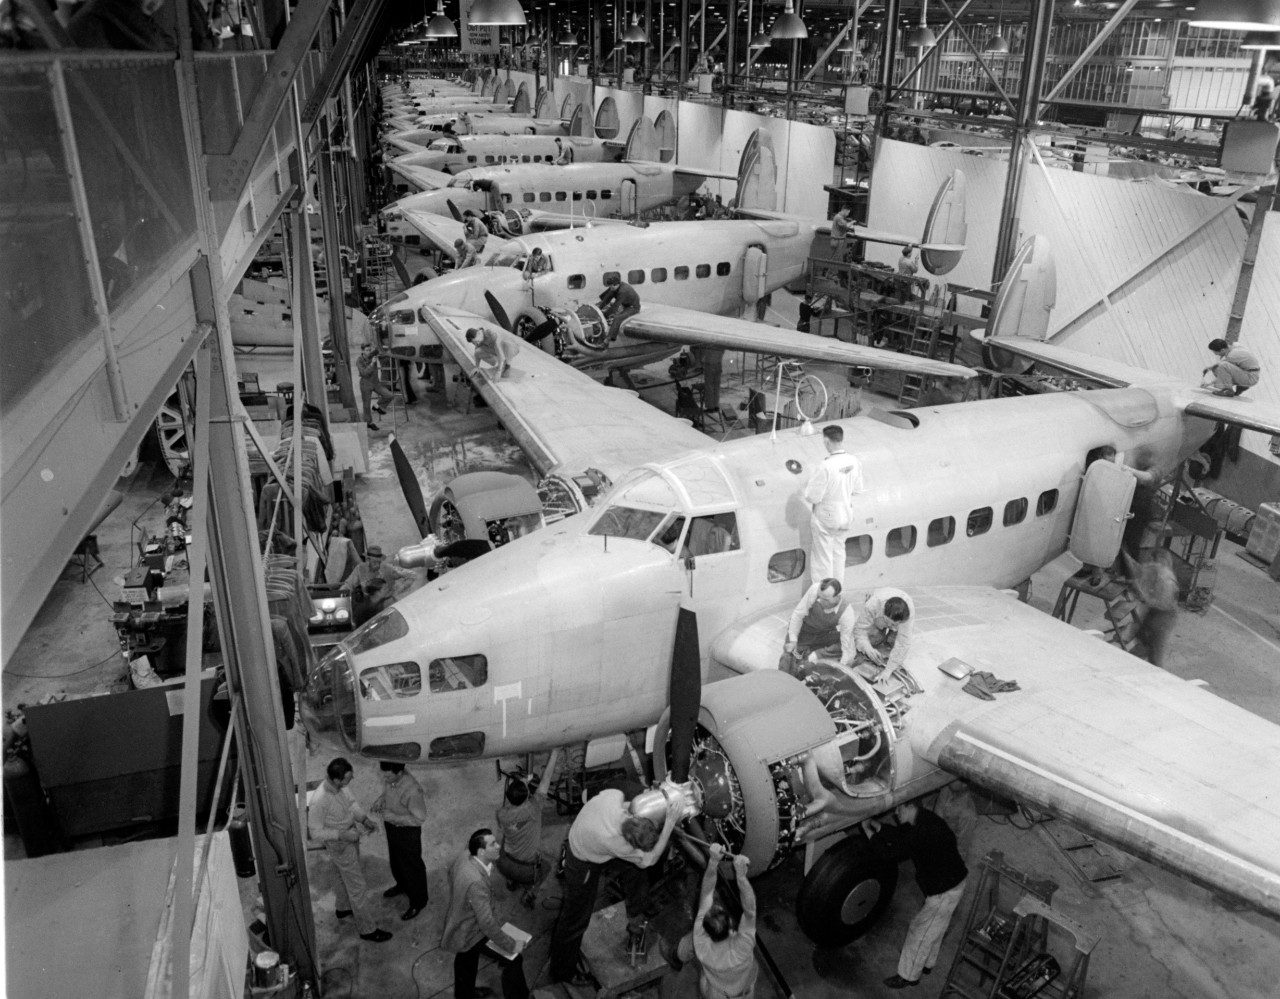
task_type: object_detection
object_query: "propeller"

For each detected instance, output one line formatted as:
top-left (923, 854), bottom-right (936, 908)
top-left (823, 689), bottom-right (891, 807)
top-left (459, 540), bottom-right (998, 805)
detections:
top-left (667, 605), bottom-right (701, 783)
top-left (484, 291), bottom-right (514, 333)
top-left (446, 199), bottom-right (464, 221)
top-left (389, 434), bottom-right (431, 538)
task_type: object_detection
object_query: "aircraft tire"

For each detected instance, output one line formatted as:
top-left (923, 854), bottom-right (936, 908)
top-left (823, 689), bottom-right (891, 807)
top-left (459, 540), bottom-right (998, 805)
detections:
top-left (795, 835), bottom-right (898, 947)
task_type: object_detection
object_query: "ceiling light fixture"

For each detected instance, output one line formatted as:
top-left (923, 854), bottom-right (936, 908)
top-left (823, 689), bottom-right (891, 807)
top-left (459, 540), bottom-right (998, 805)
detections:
top-left (424, 0), bottom-right (458, 36)
top-left (750, 31), bottom-right (773, 47)
top-left (1187, 0), bottom-right (1280, 31)
top-left (769, 0), bottom-right (809, 40)
top-left (470, 0), bottom-right (527, 27)
top-left (1241, 27), bottom-right (1280, 44)
top-left (623, 13), bottom-right (648, 42)
top-left (907, 0), bottom-right (936, 48)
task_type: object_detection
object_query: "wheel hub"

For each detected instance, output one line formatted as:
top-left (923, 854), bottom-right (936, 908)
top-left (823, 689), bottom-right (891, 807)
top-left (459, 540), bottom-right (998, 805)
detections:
top-left (839, 879), bottom-right (882, 925)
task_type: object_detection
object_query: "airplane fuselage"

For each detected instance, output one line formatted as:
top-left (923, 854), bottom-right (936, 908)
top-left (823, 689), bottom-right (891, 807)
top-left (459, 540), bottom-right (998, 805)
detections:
top-left (321, 387), bottom-right (1201, 765)
top-left (392, 135), bottom-right (615, 177)
top-left (374, 219), bottom-right (817, 368)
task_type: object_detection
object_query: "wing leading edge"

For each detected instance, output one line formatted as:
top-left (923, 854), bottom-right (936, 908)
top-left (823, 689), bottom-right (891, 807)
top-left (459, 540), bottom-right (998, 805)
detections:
top-left (623, 305), bottom-right (977, 380)
top-left (903, 586), bottom-right (1280, 919)
top-left (421, 305), bottom-right (711, 480)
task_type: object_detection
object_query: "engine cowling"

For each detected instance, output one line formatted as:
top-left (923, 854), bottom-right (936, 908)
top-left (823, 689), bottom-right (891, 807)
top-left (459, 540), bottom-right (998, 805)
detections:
top-left (484, 208), bottom-right (531, 237)
top-left (541, 303), bottom-right (611, 355)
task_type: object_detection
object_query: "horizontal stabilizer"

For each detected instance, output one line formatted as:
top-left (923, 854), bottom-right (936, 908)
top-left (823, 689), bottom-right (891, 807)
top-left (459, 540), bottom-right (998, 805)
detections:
top-left (1182, 390), bottom-right (1280, 437)
top-left (671, 165), bottom-right (739, 182)
top-left (623, 305), bottom-right (976, 379)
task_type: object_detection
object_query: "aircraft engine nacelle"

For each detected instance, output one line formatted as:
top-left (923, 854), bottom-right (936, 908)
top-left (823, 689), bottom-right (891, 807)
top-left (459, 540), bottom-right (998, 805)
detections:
top-left (653, 667), bottom-right (909, 875)
top-left (484, 208), bottom-right (532, 237)
top-left (541, 303), bottom-right (612, 355)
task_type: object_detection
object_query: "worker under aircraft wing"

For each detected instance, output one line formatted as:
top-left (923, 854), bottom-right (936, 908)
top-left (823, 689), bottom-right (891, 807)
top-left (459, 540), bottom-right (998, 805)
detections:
top-left (422, 306), bottom-right (711, 479)
top-left (905, 587), bottom-right (1280, 919)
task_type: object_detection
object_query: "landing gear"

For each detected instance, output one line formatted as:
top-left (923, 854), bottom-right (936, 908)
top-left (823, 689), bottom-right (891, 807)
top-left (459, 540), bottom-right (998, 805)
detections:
top-left (796, 834), bottom-right (898, 947)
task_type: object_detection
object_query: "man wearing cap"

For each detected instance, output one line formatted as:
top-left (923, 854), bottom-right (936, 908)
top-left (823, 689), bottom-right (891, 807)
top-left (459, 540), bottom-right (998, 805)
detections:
top-left (349, 545), bottom-right (416, 617)
top-left (1203, 338), bottom-right (1261, 396)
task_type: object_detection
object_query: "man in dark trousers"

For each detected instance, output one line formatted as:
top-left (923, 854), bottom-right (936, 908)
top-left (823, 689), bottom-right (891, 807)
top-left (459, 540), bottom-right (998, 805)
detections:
top-left (371, 761), bottom-right (429, 920)
top-left (549, 787), bottom-right (682, 984)
top-left (865, 801), bottom-right (969, 989)
top-left (597, 272), bottom-right (641, 341)
top-left (442, 828), bottom-right (530, 999)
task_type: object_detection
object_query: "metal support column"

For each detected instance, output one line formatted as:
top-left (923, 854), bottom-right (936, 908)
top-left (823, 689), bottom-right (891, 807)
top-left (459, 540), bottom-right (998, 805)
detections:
top-left (993, 0), bottom-right (1054, 283)
top-left (1225, 180), bottom-right (1276, 345)
top-left (724, 0), bottom-right (738, 106)
top-left (876, 0), bottom-right (901, 137)
top-left (679, 0), bottom-right (690, 100)
top-left (317, 131), bottom-right (358, 409)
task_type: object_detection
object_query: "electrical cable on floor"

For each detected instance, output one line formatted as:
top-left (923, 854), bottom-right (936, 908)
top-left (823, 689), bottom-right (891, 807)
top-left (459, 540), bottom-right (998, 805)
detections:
top-left (87, 572), bottom-right (117, 611)
top-left (4, 649), bottom-right (121, 680)
top-left (321, 964), bottom-right (355, 998)
top-left (410, 943), bottom-right (444, 999)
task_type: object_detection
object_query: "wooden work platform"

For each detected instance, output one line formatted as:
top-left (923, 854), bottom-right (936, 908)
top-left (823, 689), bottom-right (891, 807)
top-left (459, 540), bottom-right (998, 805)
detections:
top-left (580, 902), bottom-right (670, 999)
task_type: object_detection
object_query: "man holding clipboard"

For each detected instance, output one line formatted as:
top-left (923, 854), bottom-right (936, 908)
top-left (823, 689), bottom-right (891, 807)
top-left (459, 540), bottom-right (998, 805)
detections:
top-left (442, 828), bottom-right (531, 999)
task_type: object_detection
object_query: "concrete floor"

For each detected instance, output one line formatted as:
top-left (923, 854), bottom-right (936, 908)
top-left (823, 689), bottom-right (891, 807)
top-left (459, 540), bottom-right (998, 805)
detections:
top-left (6, 295), bottom-right (1280, 997)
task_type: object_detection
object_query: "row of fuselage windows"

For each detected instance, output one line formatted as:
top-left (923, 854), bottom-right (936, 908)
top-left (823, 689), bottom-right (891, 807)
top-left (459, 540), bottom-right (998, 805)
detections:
top-left (500, 189), bottom-right (614, 204)
top-left (565, 262), bottom-right (732, 290)
top-left (766, 488), bottom-right (1062, 582)
top-left (471, 153), bottom-right (557, 165)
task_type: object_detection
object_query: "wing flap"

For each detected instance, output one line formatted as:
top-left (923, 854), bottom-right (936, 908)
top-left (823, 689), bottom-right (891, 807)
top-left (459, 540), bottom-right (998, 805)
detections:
top-left (623, 305), bottom-right (976, 379)
top-left (421, 306), bottom-right (710, 480)
top-left (1182, 391), bottom-right (1280, 437)
top-left (903, 586), bottom-right (1280, 918)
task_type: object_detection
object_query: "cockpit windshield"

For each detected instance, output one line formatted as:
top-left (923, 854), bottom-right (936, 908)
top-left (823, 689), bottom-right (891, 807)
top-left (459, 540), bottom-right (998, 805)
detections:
top-left (428, 139), bottom-right (453, 152)
top-left (487, 246), bottom-right (528, 269)
top-left (588, 507), bottom-right (665, 542)
top-left (446, 176), bottom-right (472, 189)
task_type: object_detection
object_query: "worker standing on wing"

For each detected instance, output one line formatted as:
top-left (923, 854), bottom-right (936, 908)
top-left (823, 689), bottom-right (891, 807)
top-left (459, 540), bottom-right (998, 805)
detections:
top-left (598, 272), bottom-right (641, 342)
top-left (803, 425), bottom-right (865, 584)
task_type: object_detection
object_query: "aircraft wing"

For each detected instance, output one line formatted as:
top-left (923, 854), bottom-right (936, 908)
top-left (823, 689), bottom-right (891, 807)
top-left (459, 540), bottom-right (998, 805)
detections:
top-left (389, 161), bottom-right (454, 191)
top-left (420, 305), bottom-right (711, 480)
top-left (670, 165), bottom-right (739, 181)
top-left (621, 305), bottom-right (977, 379)
top-left (901, 586), bottom-right (1280, 918)
top-left (1180, 389), bottom-right (1280, 437)
top-left (401, 210), bottom-right (509, 260)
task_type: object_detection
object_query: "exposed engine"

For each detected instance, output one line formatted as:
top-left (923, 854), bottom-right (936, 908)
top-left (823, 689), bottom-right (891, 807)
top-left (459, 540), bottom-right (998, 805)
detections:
top-left (483, 207), bottom-right (532, 237)
top-left (655, 663), bottom-right (924, 873)
top-left (536, 303), bottom-right (612, 359)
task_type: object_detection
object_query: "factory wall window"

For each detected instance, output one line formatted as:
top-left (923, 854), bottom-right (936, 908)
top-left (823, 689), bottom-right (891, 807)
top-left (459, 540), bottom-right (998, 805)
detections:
top-left (966, 507), bottom-right (993, 537)
top-left (674, 266), bottom-right (690, 280)
top-left (696, 264), bottom-right (711, 278)
top-left (603, 271), bottom-right (620, 285)
top-left (360, 662), bottom-right (422, 700)
top-left (587, 190), bottom-right (598, 199)
top-left (428, 655), bottom-right (489, 693)
top-left (1036, 489), bottom-right (1059, 516)
top-left (567, 274), bottom-right (586, 289)
top-left (768, 549), bottom-right (807, 582)
top-left (716, 262), bottom-right (731, 276)
top-left (539, 192), bottom-right (552, 202)
top-left (429, 732), bottom-right (485, 760)
top-left (683, 514), bottom-right (740, 556)
top-left (886, 525), bottom-right (917, 557)
top-left (555, 191), bottom-right (567, 201)
top-left (927, 516), bottom-right (955, 547)
top-left (845, 535), bottom-right (873, 565)
top-left (628, 269), bottom-right (646, 284)
top-left (651, 268), bottom-right (667, 283)
top-left (1003, 497), bottom-right (1028, 526)
top-left (523, 193), bottom-right (535, 203)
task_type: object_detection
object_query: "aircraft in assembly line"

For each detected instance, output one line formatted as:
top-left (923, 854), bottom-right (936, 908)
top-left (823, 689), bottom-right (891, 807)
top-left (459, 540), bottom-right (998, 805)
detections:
top-left (305, 225), bottom-right (1280, 947)
top-left (372, 130), bottom-right (971, 380)
top-left (387, 134), bottom-right (623, 195)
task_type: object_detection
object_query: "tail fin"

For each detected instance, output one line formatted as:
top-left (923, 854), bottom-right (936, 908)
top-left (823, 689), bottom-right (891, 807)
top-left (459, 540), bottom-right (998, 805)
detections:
top-left (559, 94), bottom-right (578, 121)
top-left (520, 85), bottom-right (542, 116)
top-left (568, 104), bottom-right (590, 137)
top-left (919, 170), bottom-right (968, 275)
top-left (989, 235), bottom-right (1057, 341)
top-left (735, 130), bottom-right (778, 212)
top-left (622, 115), bottom-right (659, 162)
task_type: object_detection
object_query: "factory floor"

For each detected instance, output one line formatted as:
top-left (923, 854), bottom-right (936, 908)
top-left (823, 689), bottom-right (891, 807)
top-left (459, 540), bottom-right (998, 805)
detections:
top-left (6, 304), bottom-right (1280, 998)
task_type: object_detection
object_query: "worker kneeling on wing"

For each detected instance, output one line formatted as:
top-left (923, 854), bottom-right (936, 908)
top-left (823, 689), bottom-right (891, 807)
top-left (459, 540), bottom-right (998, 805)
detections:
top-left (1203, 338), bottom-right (1260, 396)
top-left (781, 577), bottom-right (856, 675)
top-left (851, 587), bottom-right (914, 681)
top-left (597, 272), bottom-right (641, 342)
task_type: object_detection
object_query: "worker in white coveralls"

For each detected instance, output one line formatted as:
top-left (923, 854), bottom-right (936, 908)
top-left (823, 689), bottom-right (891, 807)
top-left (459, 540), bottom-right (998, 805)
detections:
top-left (803, 425), bottom-right (865, 583)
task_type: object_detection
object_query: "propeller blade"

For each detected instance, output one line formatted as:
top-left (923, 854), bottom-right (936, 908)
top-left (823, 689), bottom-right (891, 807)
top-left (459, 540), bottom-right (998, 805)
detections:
top-left (446, 199), bottom-right (463, 221)
top-left (389, 434), bottom-right (431, 538)
top-left (668, 606), bottom-right (701, 783)
top-left (484, 291), bottom-right (514, 332)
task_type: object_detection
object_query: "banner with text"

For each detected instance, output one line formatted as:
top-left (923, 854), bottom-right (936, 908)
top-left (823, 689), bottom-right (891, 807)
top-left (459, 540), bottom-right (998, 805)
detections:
top-left (460, 1), bottom-right (499, 53)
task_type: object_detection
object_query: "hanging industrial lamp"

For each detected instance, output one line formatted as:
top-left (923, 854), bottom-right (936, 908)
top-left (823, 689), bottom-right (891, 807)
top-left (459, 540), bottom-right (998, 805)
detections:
top-left (470, 0), bottom-right (527, 27)
top-left (985, 27), bottom-right (1009, 52)
top-left (1187, 0), bottom-right (1280, 31)
top-left (749, 31), bottom-right (772, 47)
top-left (425, 0), bottom-right (458, 37)
top-left (623, 13), bottom-right (648, 42)
top-left (907, 0), bottom-right (935, 48)
top-left (769, 0), bottom-right (809, 40)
